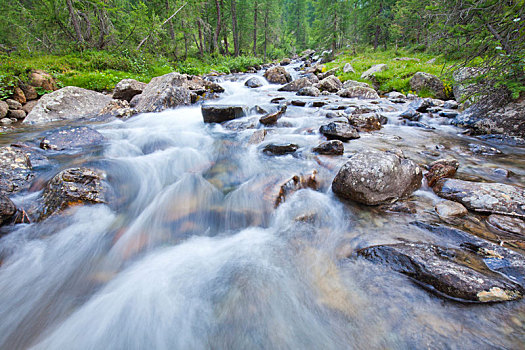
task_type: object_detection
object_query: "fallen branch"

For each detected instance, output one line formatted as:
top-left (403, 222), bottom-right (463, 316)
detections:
top-left (136, 3), bottom-right (187, 51)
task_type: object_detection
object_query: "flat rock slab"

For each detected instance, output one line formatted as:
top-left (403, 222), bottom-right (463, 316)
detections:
top-left (0, 146), bottom-right (34, 194)
top-left (40, 127), bottom-right (106, 151)
top-left (23, 86), bottom-right (112, 124)
top-left (263, 143), bottom-right (298, 155)
top-left (319, 122), bottom-right (359, 141)
top-left (312, 140), bottom-right (344, 155)
top-left (358, 242), bottom-right (524, 303)
top-left (202, 105), bottom-right (246, 123)
top-left (434, 179), bottom-right (525, 218)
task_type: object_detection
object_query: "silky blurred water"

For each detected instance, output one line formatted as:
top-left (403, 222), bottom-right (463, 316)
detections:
top-left (0, 67), bottom-right (524, 349)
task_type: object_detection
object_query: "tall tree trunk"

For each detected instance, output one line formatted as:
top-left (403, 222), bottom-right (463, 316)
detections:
top-left (332, 12), bottom-right (338, 53)
top-left (230, 0), bottom-right (239, 56)
top-left (66, 0), bottom-right (84, 44)
top-left (374, 25), bottom-right (380, 50)
top-left (263, 4), bottom-right (268, 60)
top-left (197, 19), bottom-right (204, 56)
top-left (253, 0), bottom-right (258, 56)
top-left (212, 0), bottom-right (222, 53)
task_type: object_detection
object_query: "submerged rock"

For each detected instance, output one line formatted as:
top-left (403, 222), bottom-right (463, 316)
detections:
top-left (434, 179), bottom-right (525, 218)
top-left (358, 242), bottom-right (524, 302)
top-left (0, 146), bottom-right (34, 194)
top-left (347, 114), bottom-right (382, 132)
top-left (275, 171), bottom-right (319, 207)
top-left (312, 140), bottom-right (344, 155)
top-left (23, 87), bottom-right (112, 124)
top-left (202, 104), bottom-right (246, 123)
top-left (39, 168), bottom-right (106, 221)
top-left (435, 200), bottom-right (468, 218)
top-left (332, 150), bottom-right (422, 205)
top-left (40, 127), bottom-right (106, 151)
top-left (263, 143), bottom-right (298, 155)
top-left (319, 122), bottom-right (359, 141)
top-left (264, 66), bottom-right (292, 84)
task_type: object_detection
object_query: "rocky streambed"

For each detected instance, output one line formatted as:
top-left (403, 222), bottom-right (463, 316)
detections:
top-left (0, 59), bottom-right (525, 349)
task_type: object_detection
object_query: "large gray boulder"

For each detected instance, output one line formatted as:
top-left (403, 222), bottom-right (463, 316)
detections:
top-left (135, 73), bottom-right (191, 113)
top-left (361, 64), bottom-right (387, 80)
top-left (409, 72), bottom-right (447, 99)
top-left (23, 86), bottom-right (112, 124)
top-left (434, 178), bottom-right (525, 218)
top-left (319, 121), bottom-right (359, 141)
top-left (318, 75), bottom-right (342, 93)
top-left (337, 87), bottom-right (379, 99)
top-left (332, 150), bottom-right (422, 205)
top-left (113, 79), bottom-right (147, 101)
top-left (278, 77), bottom-right (312, 92)
top-left (264, 66), bottom-right (292, 84)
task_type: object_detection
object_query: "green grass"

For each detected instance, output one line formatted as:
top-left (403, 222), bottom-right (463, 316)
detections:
top-left (0, 50), bottom-right (266, 98)
top-left (325, 47), bottom-right (459, 97)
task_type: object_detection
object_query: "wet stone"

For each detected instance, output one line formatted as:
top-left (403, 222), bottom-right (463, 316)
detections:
top-left (297, 87), bottom-right (320, 97)
top-left (319, 122), bottom-right (360, 142)
top-left (438, 111), bottom-right (459, 118)
top-left (271, 97), bottom-right (286, 104)
top-left (275, 171), bottom-right (320, 207)
top-left (398, 109), bottom-right (421, 121)
top-left (434, 178), bottom-right (525, 218)
top-left (291, 100), bottom-right (307, 107)
top-left (0, 146), bottom-right (34, 194)
top-left (332, 150), bottom-right (422, 206)
top-left (358, 242), bottom-right (524, 303)
top-left (312, 140), bottom-right (344, 155)
top-left (425, 158), bottom-right (459, 187)
top-left (347, 114), bottom-right (382, 132)
top-left (468, 143), bottom-right (502, 156)
top-left (0, 193), bottom-right (17, 226)
top-left (245, 77), bottom-right (263, 88)
top-left (486, 214), bottom-right (525, 237)
top-left (260, 105), bottom-right (287, 125)
top-left (312, 101), bottom-right (327, 108)
top-left (202, 104), bottom-right (246, 123)
top-left (248, 129), bottom-right (267, 144)
top-left (435, 200), bottom-right (468, 218)
top-left (39, 168), bottom-right (106, 221)
top-left (263, 143), bottom-right (299, 156)
top-left (40, 127), bottom-right (106, 151)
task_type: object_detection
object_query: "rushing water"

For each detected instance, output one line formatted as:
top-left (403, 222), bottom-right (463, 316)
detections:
top-left (1, 66), bottom-right (525, 350)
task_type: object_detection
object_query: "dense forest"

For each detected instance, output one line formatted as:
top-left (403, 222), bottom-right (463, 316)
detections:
top-left (0, 0), bottom-right (524, 97)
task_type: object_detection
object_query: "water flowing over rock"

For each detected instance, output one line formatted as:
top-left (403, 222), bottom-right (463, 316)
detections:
top-left (278, 78), bottom-right (312, 92)
top-left (274, 171), bottom-right (319, 207)
top-left (318, 75), bottom-right (342, 93)
top-left (410, 72), bottom-right (447, 100)
top-left (0, 146), bottom-right (34, 194)
top-left (113, 79), bottom-right (147, 102)
top-left (358, 242), bottom-right (524, 303)
top-left (202, 104), bottom-right (246, 123)
top-left (264, 66), bottom-right (292, 84)
top-left (23, 87), bottom-right (112, 124)
top-left (39, 168), bottom-right (106, 221)
top-left (312, 140), bottom-right (344, 155)
top-left (337, 87), bottom-right (379, 99)
top-left (319, 121), bottom-right (359, 141)
top-left (332, 150), bottom-right (422, 205)
top-left (135, 73), bottom-right (191, 113)
top-left (434, 179), bottom-right (525, 218)
top-left (245, 77), bottom-right (263, 88)
top-left (40, 127), bottom-right (106, 151)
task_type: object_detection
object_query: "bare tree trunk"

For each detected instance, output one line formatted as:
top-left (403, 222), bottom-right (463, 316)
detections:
top-left (264, 4), bottom-right (269, 60)
top-left (253, 0), bottom-right (258, 56)
top-left (230, 0), bottom-right (239, 56)
top-left (66, 0), bottom-right (84, 44)
top-left (165, 0), bottom-right (175, 40)
top-left (212, 0), bottom-right (222, 53)
top-left (197, 20), bottom-right (204, 56)
top-left (374, 25), bottom-right (380, 50)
